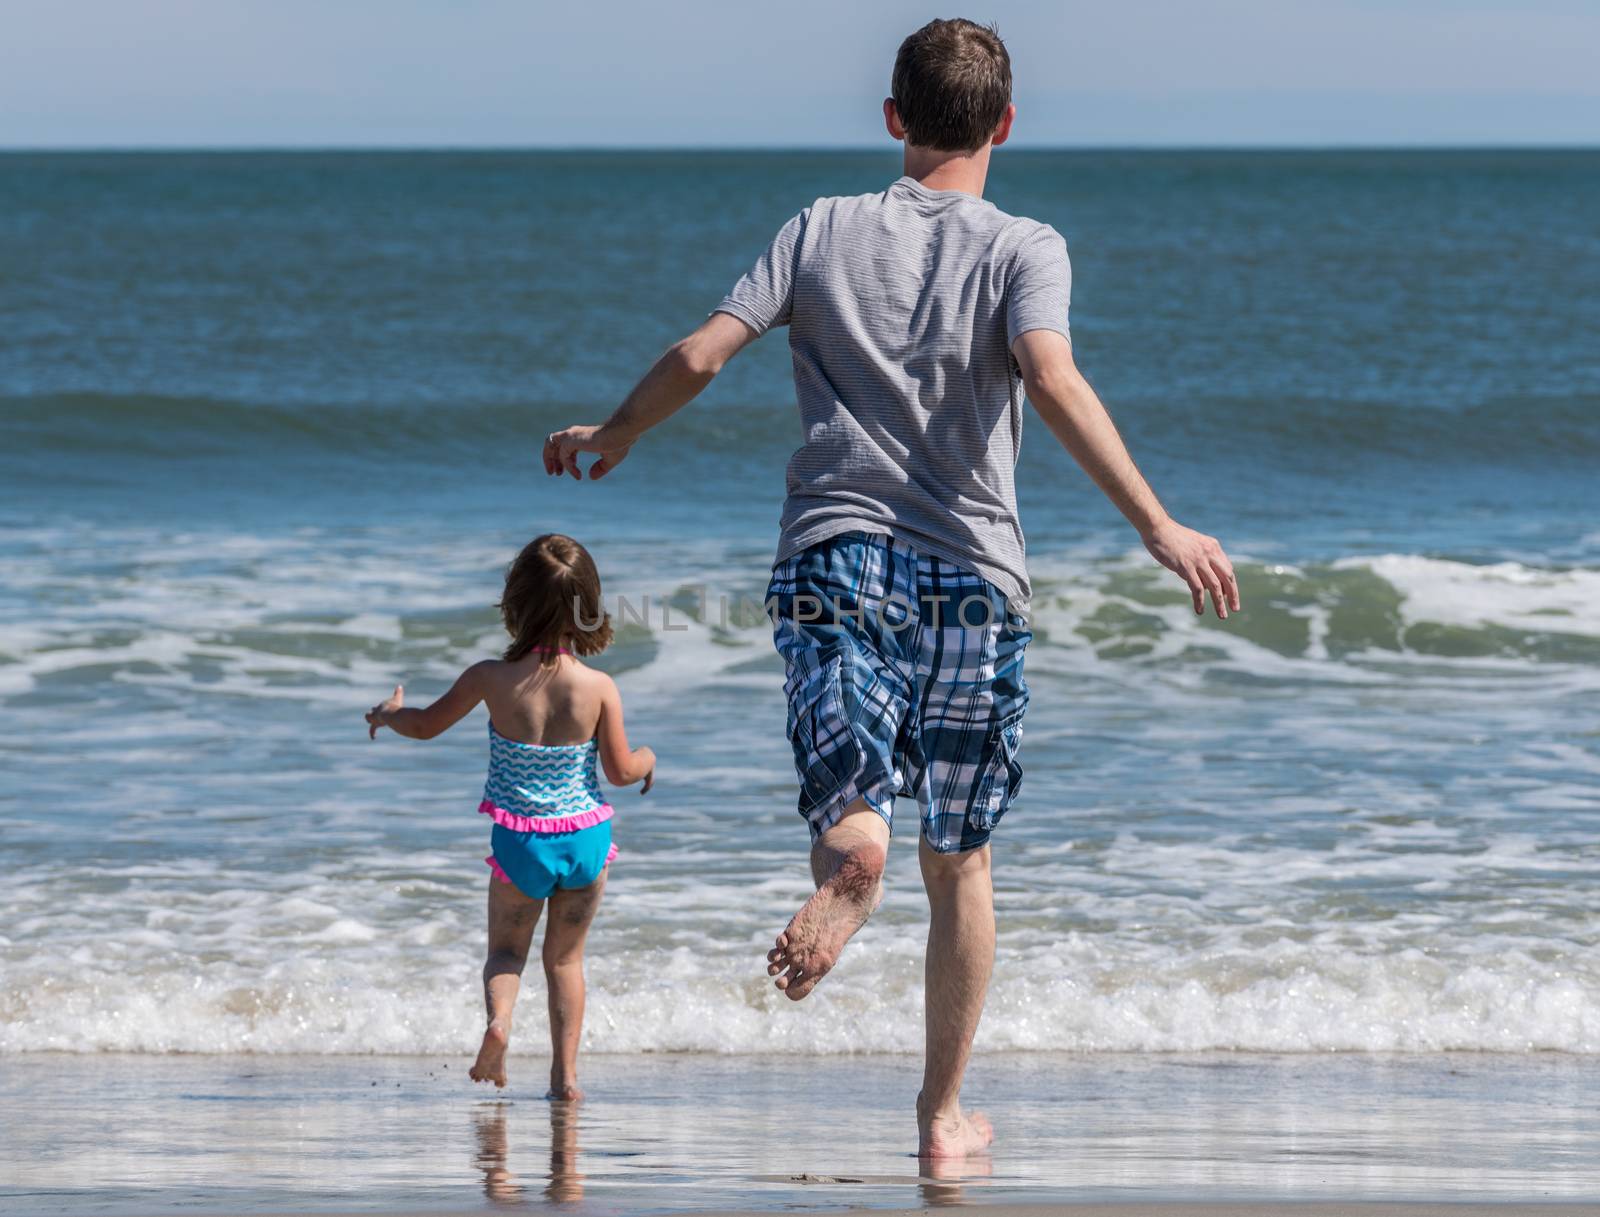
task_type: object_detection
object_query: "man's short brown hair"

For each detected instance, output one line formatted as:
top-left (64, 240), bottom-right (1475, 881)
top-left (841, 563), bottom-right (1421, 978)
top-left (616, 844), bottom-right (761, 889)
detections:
top-left (891, 18), bottom-right (1012, 153)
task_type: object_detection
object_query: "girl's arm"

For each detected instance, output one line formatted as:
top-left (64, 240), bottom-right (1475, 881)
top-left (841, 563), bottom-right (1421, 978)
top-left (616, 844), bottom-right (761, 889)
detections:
top-left (366, 664), bottom-right (487, 740)
top-left (595, 675), bottom-right (655, 793)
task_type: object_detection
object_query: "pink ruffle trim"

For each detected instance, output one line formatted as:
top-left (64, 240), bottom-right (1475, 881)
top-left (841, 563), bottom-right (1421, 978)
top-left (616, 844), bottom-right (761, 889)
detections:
top-left (478, 799), bottom-right (613, 834)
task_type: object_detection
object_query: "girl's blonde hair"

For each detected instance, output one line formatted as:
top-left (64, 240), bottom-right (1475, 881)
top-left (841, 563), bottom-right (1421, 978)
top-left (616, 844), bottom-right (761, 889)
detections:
top-left (498, 534), bottom-right (612, 663)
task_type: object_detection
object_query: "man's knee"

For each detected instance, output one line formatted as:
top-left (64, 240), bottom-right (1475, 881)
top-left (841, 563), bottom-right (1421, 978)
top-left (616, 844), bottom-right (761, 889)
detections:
top-left (919, 838), bottom-right (990, 887)
top-left (819, 800), bottom-right (891, 848)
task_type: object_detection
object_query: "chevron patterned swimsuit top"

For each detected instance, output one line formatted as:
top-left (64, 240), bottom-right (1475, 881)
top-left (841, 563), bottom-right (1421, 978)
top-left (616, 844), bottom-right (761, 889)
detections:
top-left (477, 723), bottom-right (614, 833)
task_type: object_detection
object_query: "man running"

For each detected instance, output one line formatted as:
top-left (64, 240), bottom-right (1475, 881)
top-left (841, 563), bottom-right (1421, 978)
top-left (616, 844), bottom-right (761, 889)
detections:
top-left (543, 17), bottom-right (1239, 1159)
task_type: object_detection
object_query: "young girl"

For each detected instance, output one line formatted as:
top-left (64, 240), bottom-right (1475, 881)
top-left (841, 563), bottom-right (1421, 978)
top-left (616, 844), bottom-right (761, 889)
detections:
top-left (365, 533), bottom-right (654, 1098)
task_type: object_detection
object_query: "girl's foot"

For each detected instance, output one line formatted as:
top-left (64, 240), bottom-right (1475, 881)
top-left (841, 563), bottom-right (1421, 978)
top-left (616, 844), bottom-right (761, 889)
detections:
top-left (470, 1020), bottom-right (511, 1088)
top-left (544, 1082), bottom-right (585, 1102)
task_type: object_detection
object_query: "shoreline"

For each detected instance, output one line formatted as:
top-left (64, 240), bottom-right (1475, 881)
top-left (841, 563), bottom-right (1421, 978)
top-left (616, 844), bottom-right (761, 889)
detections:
top-left (3, 1052), bottom-right (1596, 1214)
top-left (156, 1202), bottom-right (1600, 1209)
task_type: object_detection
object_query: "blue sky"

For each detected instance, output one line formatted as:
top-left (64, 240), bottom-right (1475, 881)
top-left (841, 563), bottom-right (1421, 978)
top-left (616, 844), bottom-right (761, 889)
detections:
top-left (2, 0), bottom-right (1597, 147)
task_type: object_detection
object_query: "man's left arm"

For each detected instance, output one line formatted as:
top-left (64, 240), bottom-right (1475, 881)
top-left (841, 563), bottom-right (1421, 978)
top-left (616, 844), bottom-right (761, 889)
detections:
top-left (543, 311), bottom-right (757, 480)
top-left (1014, 328), bottom-right (1241, 620)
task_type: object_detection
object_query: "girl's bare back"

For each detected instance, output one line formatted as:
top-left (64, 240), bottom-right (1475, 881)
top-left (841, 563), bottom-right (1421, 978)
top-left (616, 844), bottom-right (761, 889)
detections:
top-left (478, 654), bottom-right (605, 747)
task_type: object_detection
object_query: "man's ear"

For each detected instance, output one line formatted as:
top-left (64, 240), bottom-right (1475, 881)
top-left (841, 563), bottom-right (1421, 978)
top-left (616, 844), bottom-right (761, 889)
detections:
top-left (991, 103), bottom-right (1017, 148)
top-left (884, 97), bottom-right (906, 142)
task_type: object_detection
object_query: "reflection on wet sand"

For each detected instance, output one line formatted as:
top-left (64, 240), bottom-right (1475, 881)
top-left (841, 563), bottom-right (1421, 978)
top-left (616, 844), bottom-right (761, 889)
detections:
top-left (5, 1054), bottom-right (1597, 1212)
top-left (473, 1104), bottom-right (523, 1204)
top-left (546, 1100), bottom-right (584, 1203)
top-left (473, 1101), bottom-right (585, 1205)
top-left (918, 1153), bottom-right (993, 1207)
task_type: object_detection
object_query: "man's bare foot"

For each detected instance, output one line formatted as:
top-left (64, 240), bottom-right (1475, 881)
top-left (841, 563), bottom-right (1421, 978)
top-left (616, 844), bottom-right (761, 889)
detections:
top-left (917, 1095), bottom-right (994, 1160)
top-left (544, 1082), bottom-right (584, 1102)
top-left (766, 841), bottom-right (885, 1001)
top-left (469, 1020), bottom-right (510, 1088)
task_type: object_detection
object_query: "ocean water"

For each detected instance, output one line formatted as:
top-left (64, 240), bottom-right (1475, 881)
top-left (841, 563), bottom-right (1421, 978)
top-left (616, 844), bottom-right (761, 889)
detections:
top-left (2, 150), bottom-right (1599, 1061)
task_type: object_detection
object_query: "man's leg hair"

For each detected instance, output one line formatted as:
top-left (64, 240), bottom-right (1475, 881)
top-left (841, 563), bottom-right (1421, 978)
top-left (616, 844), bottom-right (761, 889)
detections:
top-left (766, 801), bottom-right (889, 1001)
top-left (917, 836), bottom-right (996, 1158)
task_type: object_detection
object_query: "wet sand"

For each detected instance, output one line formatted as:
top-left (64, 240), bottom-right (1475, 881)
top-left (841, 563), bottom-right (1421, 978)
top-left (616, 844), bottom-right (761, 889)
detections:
top-left (203, 1202), bottom-right (1600, 1209)
top-left (2, 1052), bottom-right (1596, 1213)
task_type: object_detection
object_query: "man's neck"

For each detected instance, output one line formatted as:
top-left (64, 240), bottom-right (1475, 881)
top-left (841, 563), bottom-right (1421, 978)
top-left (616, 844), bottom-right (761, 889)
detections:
top-left (902, 143), bottom-right (992, 198)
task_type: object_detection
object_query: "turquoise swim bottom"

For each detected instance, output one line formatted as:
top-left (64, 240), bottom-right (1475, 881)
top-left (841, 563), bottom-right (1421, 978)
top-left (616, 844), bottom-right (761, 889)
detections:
top-left (486, 820), bottom-right (616, 899)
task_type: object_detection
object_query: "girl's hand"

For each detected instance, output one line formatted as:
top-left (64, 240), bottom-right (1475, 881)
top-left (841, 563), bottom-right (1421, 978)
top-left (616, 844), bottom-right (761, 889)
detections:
top-left (641, 767), bottom-right (654, 795)
top-left (366, 684), bottom-right (404, 739)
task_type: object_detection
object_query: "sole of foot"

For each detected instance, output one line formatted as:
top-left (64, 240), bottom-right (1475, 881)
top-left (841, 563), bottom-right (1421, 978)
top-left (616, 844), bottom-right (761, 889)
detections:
top-left (766, 842), bottom-right (885, 1001)
top-left (468, 1022), bottom-right (510, 1088)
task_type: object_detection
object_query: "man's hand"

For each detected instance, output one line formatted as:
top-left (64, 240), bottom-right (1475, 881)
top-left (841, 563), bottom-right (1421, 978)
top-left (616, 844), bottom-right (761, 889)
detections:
top-left (543, 425), bottom-right (632, 481)
top-left (1142, 519), bottom-right (1240, 619)
top-left (542, 315), bottom-right (756, 483)
top-left (1011, 331), bottom-right (1242, 623)
top-left (366, 683), bottom-right (403, 739)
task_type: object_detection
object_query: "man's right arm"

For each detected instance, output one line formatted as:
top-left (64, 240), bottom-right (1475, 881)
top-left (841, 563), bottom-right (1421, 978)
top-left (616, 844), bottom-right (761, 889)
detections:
top-left (545, 210), bottom-right (807, 481)
top-left (1012, 328), bottom-right (1240, 619)
top-left (543, 311), bottom-right (756, 481)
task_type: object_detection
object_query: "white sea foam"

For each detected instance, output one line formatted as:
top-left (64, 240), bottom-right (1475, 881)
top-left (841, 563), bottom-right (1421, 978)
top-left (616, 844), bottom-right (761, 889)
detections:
top-left (3, 808), bottom-right (1598, 1056)
top-left (4, 920), bottom-right (1596, 1055)
top-left (2, 526), bottom-right (1597, 1057)
top-left (4, 525), bottom-right (1597, 713)
top-left (1350, 554), bottom-right (1600, 635)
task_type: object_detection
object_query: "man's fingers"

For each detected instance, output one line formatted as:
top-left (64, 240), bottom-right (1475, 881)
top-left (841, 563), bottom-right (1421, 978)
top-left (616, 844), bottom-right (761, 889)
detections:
top-left (1184, 568), bottom-right (1206, 615)
top-left (544, 426), bottom-right (627, 482)
top-left (1197, 565), bottom-right (1227, 620)
top-left (1212, 556), bottom-right (1241, 612)
top-left (546, 434), bottom-right (574, 477)
top-left (545, 434), bottom-right (570, 477)
top-left (1195, 564), bottom-right (1226, 620)
top-left (589, 446), bottom-right (629, 481)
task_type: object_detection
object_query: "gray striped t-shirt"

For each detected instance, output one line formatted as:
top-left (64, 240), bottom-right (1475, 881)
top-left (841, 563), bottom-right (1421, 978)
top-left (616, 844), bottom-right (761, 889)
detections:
top-left (715, 175), bottom-right (1071, 608)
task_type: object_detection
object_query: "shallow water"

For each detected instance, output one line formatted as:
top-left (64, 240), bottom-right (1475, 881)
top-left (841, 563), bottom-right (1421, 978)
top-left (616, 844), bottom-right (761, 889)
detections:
top-left (2, 151), bottom-right (1599, 1061)
top-left (2, 1053), bottom-right (1598, 1213)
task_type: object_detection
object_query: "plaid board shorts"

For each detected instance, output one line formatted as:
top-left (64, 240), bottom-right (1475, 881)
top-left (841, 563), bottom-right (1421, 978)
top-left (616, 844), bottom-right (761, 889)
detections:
top-left (767, 531), bottom-right (1031, 854)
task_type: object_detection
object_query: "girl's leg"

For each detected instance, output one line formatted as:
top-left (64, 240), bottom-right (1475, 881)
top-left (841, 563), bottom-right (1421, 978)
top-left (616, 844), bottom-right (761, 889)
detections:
top-left (470, 876), bottom-right (544, 1088)
top-left (541, 868), bottom-right (607, 1100)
